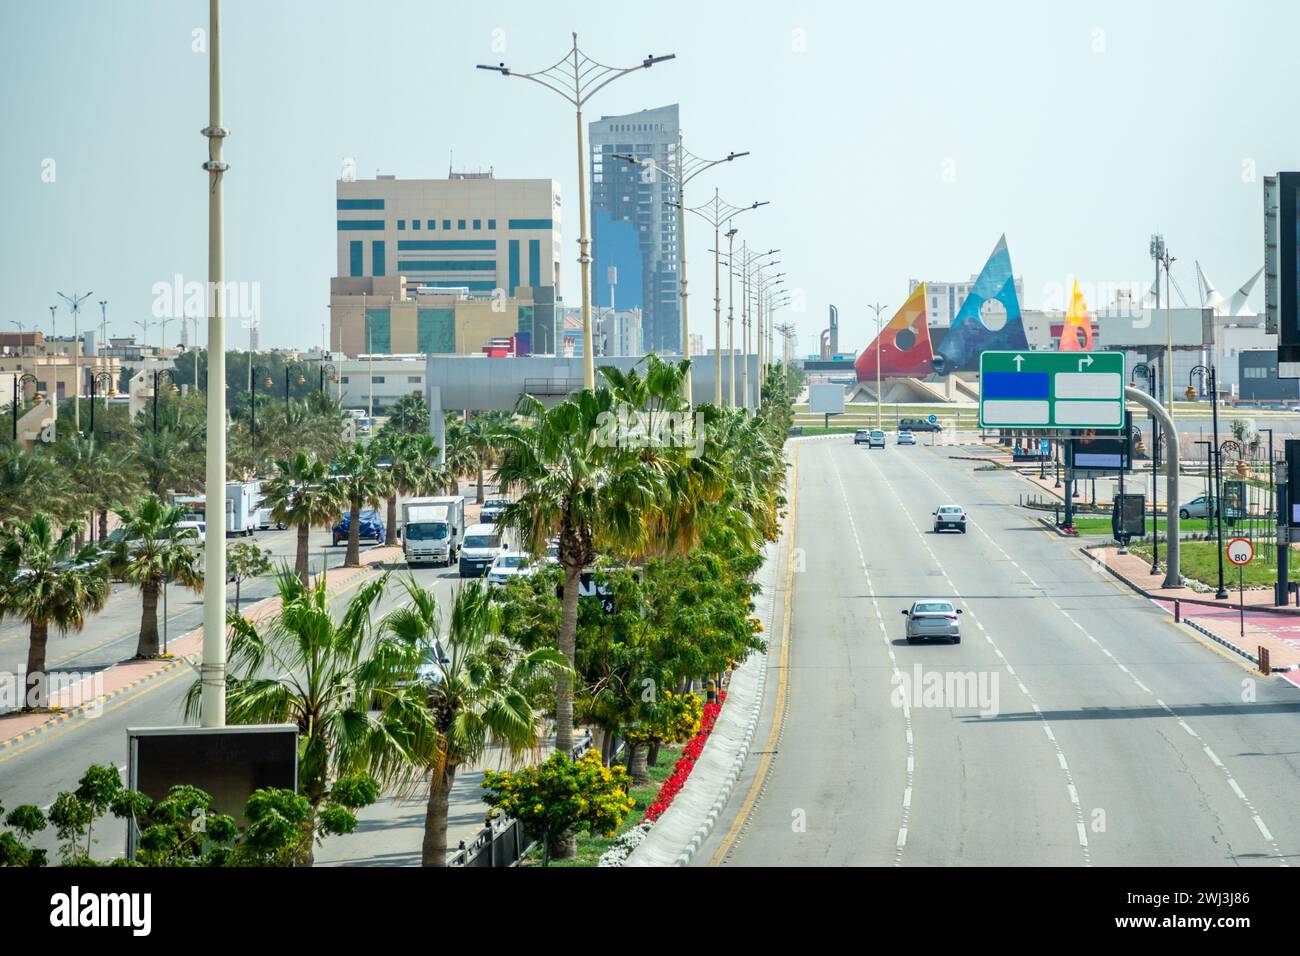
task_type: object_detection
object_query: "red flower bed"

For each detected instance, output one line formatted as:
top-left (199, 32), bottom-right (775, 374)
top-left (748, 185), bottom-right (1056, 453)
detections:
top-left (643, 690), bottom-right (726, 823)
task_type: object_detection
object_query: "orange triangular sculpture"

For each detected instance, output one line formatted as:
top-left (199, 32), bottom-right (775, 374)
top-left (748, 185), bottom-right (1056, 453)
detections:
top-left (855, 284), bottom-right (934, 381)
top-left (1059, 280), bottom-right (1093, 351)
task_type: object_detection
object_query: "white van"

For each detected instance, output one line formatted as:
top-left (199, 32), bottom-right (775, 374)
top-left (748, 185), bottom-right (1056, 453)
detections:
top-left (458, 523), bottom-right (507, 578)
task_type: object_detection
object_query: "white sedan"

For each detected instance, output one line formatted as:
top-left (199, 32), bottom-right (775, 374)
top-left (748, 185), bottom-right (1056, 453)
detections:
top-left (486, 551), bottom-right (537, 586)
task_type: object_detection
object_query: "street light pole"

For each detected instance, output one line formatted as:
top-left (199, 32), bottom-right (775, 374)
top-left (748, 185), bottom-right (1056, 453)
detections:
top-left (200, 0), bottom-right (230, 728)
top-left (679, 193), bottom-right (766, 406)
top-left (867, 302), bottom-right (888, 430)
top-left (726, 227), bottom-right (737, 407)
top-left (57, 291), bottom-right (92, 432)
top-left (1190, 364), bottom-right (1228, 599)
top-left (613, 148), bottom-right (749, 405)
top-left (478, 38), bottom-right (675, 393)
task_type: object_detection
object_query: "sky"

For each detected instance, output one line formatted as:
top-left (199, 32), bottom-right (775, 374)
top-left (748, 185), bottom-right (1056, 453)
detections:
top-left (2, 0), bottom-right (1298, 359)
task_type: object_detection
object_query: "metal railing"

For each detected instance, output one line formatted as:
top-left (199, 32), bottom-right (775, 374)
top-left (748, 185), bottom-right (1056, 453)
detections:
top-left (448, 730), bottom-right (594, 867)
top-left (523, 377), bottom-right (584, 397)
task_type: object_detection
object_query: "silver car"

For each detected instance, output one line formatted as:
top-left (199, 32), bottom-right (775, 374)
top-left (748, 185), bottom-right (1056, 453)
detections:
top-left (901, 600), bottom-right (963, 644)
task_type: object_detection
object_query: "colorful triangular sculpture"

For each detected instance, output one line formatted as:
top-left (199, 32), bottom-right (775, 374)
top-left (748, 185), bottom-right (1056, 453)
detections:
top-left (1059, 280), bottom-right (1092, 351)
top-left (855, 284), bottom-right (934, 381)
top-left (930, 235), bottom-right (1028, 374)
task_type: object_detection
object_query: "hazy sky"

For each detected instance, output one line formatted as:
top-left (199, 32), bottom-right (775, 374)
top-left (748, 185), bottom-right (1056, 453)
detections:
top-left (2, 0), bottom-right (1297, 357)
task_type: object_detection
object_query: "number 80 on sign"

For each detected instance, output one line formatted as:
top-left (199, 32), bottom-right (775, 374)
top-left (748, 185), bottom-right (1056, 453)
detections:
top-left (1226, 538), bottom-right (1253, 566)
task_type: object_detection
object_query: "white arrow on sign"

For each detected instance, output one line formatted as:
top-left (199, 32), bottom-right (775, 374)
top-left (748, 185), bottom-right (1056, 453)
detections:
top-left (1013, 354), bottom-right (1025, 370)
top-left (1077, 356), bottom-right (1094, 371)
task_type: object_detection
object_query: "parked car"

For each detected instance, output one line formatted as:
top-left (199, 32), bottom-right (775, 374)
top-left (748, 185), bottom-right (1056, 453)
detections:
top-left (853, 429), bottom-right (871, 445)
top-left (479, 496), bottom-right (512, 524)
top-left (175, 520), bottom-right (206, 545)
top-left (868, 429), bottom-right (886, 449)
top-left (1177, 495), bottom-right (1241, 520)
top-left (897, 430), bottom-right (915, 445)
top-left (932, 505), bottom-right (967, 533)
top-left (332, 508), bottom-right (386, 547)
top-left (901, 600), bottom-right (962, 644)
top-left (899, 417), bottom-right (942, 433)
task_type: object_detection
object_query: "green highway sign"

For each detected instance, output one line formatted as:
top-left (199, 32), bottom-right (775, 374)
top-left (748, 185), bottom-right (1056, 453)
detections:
top-left (979, 350), bottom-right (1125, 429)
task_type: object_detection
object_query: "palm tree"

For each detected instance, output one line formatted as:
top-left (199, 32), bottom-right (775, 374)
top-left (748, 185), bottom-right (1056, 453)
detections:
top-left (494, 389), bottom-right (660, 758)
top-left (109, 495), bottom-right (204, 658)
top-left (331, 445), bottom-right (386, 568)
top-left (55, 435), bottom-right (131, 545)
top-left (380, 577), bottom-right (567, 866)
top-left (0, 514), bottom-right (110, 710)
top-left (186, 569), bottom-right (437, 865)
top-left (131, 424), bottom-right (203, 499)
top-left (373, 432), bottom-right (439, 543)
top-left (462, 411), bottom-right (511, 504)
top-left (385, 393), bottom-right (430, 435)
top-left (261, 452), bottom-right (340, 584)
top-left (0, 445), bottom-right (74, 526)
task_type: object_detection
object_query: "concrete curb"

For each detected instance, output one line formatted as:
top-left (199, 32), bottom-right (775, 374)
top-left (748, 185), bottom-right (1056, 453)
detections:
top-left (624, 536), bottom-right (781, 867)
top-left (0, 551), bottom-right (397, 747)
top-left (0, 655), bottom-right (195, 751)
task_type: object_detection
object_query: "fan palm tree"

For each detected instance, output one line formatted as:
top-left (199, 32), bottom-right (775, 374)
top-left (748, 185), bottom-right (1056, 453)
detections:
top-left (331, 444), bottom-right (386, 568)
top-left (0, 514), bottom-right (110, 710)
top-left (261, 452), bottom-right (340, 584)
top-left (386, 393), bottom-right (430, 435)
top-left (0, 445), bottom-right (74, 526)
top-left (109, 495), bottom-right (204, 658)
top-left (374, 432), bottom-right (438, 543)
top-left (55, 434), bottom-right (131, 545)
top-left (380, 577), bottom-right (568, 866)
top-left (494, 389), bottom-right (660, 758)
top-left (461, 411), bottom-right (512, 504)
top-left (185, 569), bottom-right (437, 865)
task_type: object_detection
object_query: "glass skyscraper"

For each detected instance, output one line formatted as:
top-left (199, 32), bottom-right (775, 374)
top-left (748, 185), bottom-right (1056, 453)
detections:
top-left (589, 104), bottom-right (681, 354)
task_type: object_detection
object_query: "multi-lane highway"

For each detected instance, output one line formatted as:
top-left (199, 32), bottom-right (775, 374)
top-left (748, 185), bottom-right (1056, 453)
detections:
top-left (701, 436), bottom-right (1300, 866)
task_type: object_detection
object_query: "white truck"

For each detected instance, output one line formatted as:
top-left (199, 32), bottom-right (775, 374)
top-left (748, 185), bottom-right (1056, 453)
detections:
top-left (247, 480), bottom-right (284, 531)
top-left (224, 482), bottom-right (258, 537)
top-left (402, 495), bottom-right (465, 566)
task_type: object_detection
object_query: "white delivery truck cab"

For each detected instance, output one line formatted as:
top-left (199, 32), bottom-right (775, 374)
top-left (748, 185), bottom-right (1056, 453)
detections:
top-left (402, 495), bottom-right (465, 566)
top-left (224, 482), bottom-right (258, 537)
top-left (248, 480), bottom-right (283, 531)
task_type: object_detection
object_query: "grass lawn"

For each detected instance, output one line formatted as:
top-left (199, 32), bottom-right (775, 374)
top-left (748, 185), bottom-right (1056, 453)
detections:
top-left (1130, 539), bottom-right (1299, 589)
top-left (520, 743), bottom-right (683, 868)
top-left (1069, 516), bottom-right (1211, 535)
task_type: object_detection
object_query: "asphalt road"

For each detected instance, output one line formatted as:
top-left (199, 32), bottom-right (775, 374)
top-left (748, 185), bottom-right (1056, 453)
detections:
top-left (701, 437), bottom-right (1300, 866)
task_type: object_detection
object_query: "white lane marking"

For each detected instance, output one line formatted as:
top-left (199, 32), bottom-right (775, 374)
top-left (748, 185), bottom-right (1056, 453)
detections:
top-left (1204, 747), bottom-right (1223, 768)
top-left (890, 445), bottom-right (1288, 867)
top-left (857, 445), bottom-right (1091, 867)
top-left (830, 450), bottom-right (915, 867)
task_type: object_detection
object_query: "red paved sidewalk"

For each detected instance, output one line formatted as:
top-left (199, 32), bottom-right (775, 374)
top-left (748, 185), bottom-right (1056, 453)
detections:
top-left (1085, 545), bottom-right (1300, 689)
top-left (0, 545), bottom-right (403, 748)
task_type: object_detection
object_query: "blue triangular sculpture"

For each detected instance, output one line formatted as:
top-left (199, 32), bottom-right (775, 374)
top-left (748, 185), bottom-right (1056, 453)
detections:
top-left (931, 235), bottom-right (1028, 374)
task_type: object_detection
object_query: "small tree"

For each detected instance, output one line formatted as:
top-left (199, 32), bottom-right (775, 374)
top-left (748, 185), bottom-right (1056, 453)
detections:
top-left (0, 802), bottom-right (48, 867)
top-left (481, 749), bottom-right (635, 865)
top-left (227, 541), bottom-right (273, 611)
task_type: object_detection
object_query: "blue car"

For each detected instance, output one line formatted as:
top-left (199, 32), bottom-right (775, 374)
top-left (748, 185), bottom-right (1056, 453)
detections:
top-left (333, 508), bottom-right (386, 547)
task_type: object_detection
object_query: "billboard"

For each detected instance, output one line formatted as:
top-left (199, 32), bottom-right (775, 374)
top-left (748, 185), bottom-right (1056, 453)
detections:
top-left (808, 383), bottom-right (846, 415)
top-left (126, 724), bottom-right (298, 856)
top-left (1270, 173), bottom-right (1300, 376)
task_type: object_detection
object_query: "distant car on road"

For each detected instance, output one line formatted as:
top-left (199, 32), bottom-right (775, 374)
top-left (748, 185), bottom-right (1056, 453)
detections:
top-left (479, 496), bottom-right (511, 523)
top-left (1177, 495), bottom-right (1241, 520)
top-left (932, 505), bottom-right (967, 533)
top-left (853, 429), bottom-right (870, 445)
top-left (868, 429), bottom-right (886, 449)
top-left (899, 417), bottom-right (942, 432)
top-left (175, 520), bottom-right (206, 545)
top-left (901, 600), bottom-right (962, 644)
top-left (897, 430), bottom-right (915, 445)
top-left (332, 508), bottom-right (385, 547)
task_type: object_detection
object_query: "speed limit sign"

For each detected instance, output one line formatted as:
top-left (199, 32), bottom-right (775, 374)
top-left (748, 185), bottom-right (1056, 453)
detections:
top-left (1226, 537), bottom-right (1254, 566)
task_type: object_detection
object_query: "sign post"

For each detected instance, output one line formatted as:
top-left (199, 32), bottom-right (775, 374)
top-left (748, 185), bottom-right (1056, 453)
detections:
top-left (979, 350), bottom-right (1125, 430)
top-left (1226, 537), bottom-right (1254, 638)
